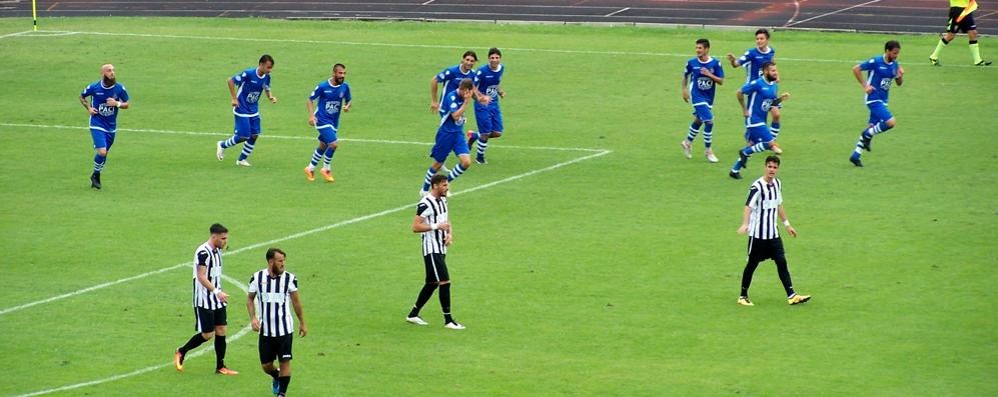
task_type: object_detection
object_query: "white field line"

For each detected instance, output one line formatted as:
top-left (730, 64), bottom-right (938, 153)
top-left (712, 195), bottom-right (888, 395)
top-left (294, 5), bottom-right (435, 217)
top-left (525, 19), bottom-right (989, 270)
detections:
top-left (785, 0), bottom-right (881, 27)
top-left (15, 274), bottom-right (253, 397)
top-left (13, 29), bottom-right (977, 67)
top-left (0, 30), bottom-right (30, 39)
top-left (0, 124), bottom-right (611, 317)
top-left (0, 122), bottom-right (606, 153)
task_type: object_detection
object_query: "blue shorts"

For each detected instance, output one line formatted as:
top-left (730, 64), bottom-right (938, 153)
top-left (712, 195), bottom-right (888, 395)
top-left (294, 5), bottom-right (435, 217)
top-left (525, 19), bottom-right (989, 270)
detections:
top-left (90, 128), bottom-right (116, 150)
top-left (745, 124), bottom-right (774, 144)
top-left (474, 103), bottom-right (504, 134)
top-left (429, 130), bottom-right (470, 163)
top-left (234, 115), bottom-right (261, 138)
top-left (692, 104), bottom-right (714, 122)
top-left (866, 101), bottom-right (894, 125)
top-left (316, 124), bottom-right (338, 144)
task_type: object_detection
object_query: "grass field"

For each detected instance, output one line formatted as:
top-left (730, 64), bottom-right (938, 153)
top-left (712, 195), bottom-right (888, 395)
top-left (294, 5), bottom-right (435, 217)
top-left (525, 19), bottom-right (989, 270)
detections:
top-left (1, 16), bottom-right (996, 396)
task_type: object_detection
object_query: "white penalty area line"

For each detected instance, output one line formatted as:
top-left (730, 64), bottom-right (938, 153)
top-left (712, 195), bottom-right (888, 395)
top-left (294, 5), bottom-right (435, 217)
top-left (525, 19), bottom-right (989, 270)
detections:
top-left (0, 122), bottom-right (605, 153)
top-left (0, 30), bottom-right (31, 39)
top-left (15, 274), bottom-right (253, 397)
top-left (785, 0), bottom-right (881, 28)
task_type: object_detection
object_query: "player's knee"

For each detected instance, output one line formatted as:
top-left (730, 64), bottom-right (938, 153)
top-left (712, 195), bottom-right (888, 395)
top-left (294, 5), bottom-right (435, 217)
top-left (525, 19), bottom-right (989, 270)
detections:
top-left (490, 131), bottom-right (502, 139)
top-left (439, 280), bottom-right (450, 285)
top-left (459, 157), bottom-right (471, 168)
top-left (704, 121), bottom-right (713, 126)
top-left (95, 148), bottom-right (108, 156)
top-left (201, 331), bottom-right (215, 340)
top-left (329, 142), bottom-right (339, 150)
top-left (886, 119), bottom-right (896, 128)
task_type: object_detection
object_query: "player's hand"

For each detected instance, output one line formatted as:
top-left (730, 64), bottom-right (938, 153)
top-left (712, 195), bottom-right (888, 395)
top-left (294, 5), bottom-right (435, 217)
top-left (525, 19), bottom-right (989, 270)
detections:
top-left (430, 101), bottom-right (439, 113)
top-left (477, 95), bottom-right (491, 105)
top-left (436, 221), bottom-right (451, 232)
top-left (251, 318), bottom-right (261, 332)
top-left (343, 103), bottom-right (351, 112)
top-left (88, 106), bottom-right (98, 115)
top-left (786, 225), bottom-right (798, 238)
top-left (298, 323), bottom-right (308, 338)
top-left (231, 98), bottom-right (239, 107)
top-left (744, 110), bottom-right (751, 118)
top-left (308, 116), bottom-right (316, 127)
top-left (217, 291), bottom-right (230, 303)
top-left (269, 96), bottom-right (278, 104)
top-left (105, 98), bottom-right (118, 107)
top-left (681, 90), bottom-right (690, 103)
top-left (498, 91), bottom-right (505, 98)
top-left (444, 233), bottom-right (453, 246)
top-left (700, 68), bottom-right (715, 78)
top-left (726, 53), bottom-right (736, 62)
top-left (779, 92), bottom-right (790, 101)
top-left (737, 224), bottom-right (749, 234)
top-left (863, 84), bottom-right (874, 94)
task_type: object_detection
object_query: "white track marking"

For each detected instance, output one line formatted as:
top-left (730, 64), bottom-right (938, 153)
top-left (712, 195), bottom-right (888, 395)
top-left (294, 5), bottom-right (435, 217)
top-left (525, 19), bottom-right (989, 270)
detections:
top-left (604, 7), bottom-right (630, 17)
top-left (14, 274), bottom-right (252, 397)
top-left (785, 0), bottom-right (881, 27)
top-left (0, 123), bottom-right (610, 318)
top-left (421, 0), bottom-right (436, 5)
top-left (0, 122), bottom-right (605, 153)
top-left (784, 0), bottom-right (802, 27)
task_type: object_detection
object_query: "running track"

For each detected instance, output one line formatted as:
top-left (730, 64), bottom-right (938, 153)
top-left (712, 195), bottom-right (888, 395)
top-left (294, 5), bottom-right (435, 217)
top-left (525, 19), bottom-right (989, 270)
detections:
top-left (1, 0), bottom-right (995, 35)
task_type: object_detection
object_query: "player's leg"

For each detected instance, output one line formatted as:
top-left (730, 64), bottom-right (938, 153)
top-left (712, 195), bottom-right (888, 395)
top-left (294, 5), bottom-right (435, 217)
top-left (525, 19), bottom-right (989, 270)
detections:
top-left (304, 137), bottom-right (328, 182)
top-left (730, 127), bottom-right (773, 178)
top-left (476, 107), bottom-right (502, 164)
top-left (90, 129), bottom-right (109, 189)
top-left (320, 141), bottom-right (338, 183)
top-left (682, 109), bottom-right (704, 159)
top-left (421, 138), bottom-right (448, 195)
top-left (408, 255), bottom-right (441, 324)
top-left (738, 238), bottom-right (763, 305)
top-left (700, 106), bottom-right (718, 162)
top-left (276, 335), bottom-right (293, 396)
top-left (176, 307), bottom-right (216, 371)
top-left (218, 115), bottom-right (250, 160)
top-left (446, 134), bottom-right (472, 183)
top-left (237, 117), bottom-right (262, 165)
top-left (431, 254), bottom-right (462, 329)
top-left (770, 107), bottom-right (782, 139)
top-left (213, 308), bottom-right (238, 374)
top-left (259, 336), bottom-right (281, 394)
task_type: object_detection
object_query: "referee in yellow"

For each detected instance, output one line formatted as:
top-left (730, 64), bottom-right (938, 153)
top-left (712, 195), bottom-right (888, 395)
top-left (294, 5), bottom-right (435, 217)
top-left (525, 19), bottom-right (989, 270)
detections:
top-left (929, 0), bottom-right (992, 66)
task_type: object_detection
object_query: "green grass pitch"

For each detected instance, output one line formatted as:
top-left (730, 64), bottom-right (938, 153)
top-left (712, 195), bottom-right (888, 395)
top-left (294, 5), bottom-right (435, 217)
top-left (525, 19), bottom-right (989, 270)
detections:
top-left (0, 16), bottom-right (996, 396)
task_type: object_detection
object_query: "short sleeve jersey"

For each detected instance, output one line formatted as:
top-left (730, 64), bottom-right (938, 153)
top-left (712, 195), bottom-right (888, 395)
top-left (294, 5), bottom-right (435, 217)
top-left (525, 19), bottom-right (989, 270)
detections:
top-left (437, 91), bottom-right (467, 134)
top-left (858, 55), bottom-right (899, 104)
top-left (684, 57), bottom-right (724, 106)
top-left (475, 64), bottom-right (504, 105)
top-left (740, 77), bottom-right (779, 127)
top-left (81, 81), bottom-right (129, 132)
top-left (737, 47), bottom-right (775, 84)
top-left (435, 65), bottom-right (477, 101)
top-left (309, 80), bottom-right (352, 128)
top-left (231, 67), bottom-right (272, 116)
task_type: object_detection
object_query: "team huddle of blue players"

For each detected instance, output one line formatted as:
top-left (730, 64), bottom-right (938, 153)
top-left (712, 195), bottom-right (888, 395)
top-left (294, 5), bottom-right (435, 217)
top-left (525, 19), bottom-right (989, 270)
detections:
top-left (674, 29), bottom-right (904, 177)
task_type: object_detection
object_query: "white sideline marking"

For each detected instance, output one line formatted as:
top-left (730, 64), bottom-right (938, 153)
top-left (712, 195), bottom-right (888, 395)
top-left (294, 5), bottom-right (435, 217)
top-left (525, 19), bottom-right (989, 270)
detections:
top-left (0, 30), bottom-right (30, 39)
top-left (0, 122), bottom-right (606, 153)
top-left (14, 274), bottom-right (253, 397)
top-left (785, 0), bottom-right (881, 27)
top-left (604, 7), bottom-right (630, 17)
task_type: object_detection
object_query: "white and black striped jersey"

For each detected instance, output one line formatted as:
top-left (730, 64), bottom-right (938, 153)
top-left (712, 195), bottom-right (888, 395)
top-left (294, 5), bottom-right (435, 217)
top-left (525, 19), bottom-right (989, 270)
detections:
top-left (745, 177), bottom-right (783, 240)
top-left (248, 270), bottom-right (299, 337)
top-left (416, 195), bottom-right (449, 255)
top-left (192, 241), bottom-right (225, 310)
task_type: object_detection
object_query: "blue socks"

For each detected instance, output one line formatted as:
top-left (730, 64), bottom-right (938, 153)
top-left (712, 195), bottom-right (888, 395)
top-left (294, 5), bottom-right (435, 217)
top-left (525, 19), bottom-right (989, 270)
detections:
top-left (686, 121), bottom-right (701, 143)
top-left (447, 163), bottom-right (466, 182)
top-left (93, 154), bottom-right (106, 173)
top-left (323, 146), bottom-right (335, 169)
top-left (308, 148), bottom-right (322, 168)
top-left (421, 166), bottom-right (436, 192)
top-left (703, 122), bottom-right (714, 149)
top-left (731, 142), bottom-right (772, 172)
top-left (238, 136), bottom-right (257, 161)
top-left (771, 122), bottom-right (781, 139)
top-left (476, 137), bottom-right (488, 159)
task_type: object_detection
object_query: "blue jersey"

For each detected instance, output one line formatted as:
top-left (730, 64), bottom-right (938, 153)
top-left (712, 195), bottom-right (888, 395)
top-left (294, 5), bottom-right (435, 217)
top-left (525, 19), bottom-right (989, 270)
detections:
top-left (435, 65), bottom-right (477, 101)
top-left (231, 67), bottom-right (271, 117)
top-left (737, 47), bottom-right (775, 83)
top-left (684, 57), bottom-right (724, 106)
top-left (81, 81), bottom-right (129, 132)
top-left (309, 80), bottom-right (351, 128)
top-left (475, 64), bottom-right (504, 105)
top-left (858, 55), bottom-right (900, 104)
top-left (740, 77), bottom-right (779, 127)
top-left (437, 91), bottom-right (467, 135)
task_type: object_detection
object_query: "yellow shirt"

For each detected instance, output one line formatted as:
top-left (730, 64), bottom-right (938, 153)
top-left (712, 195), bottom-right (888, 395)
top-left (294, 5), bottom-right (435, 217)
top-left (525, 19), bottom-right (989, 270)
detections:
top-left (951, 0), bottom-right (970, 7)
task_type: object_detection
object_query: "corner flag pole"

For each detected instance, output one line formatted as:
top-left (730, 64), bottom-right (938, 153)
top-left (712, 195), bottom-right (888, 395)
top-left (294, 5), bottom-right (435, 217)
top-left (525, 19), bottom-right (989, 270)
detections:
top-left (32, 0), bottom-right (38, 31)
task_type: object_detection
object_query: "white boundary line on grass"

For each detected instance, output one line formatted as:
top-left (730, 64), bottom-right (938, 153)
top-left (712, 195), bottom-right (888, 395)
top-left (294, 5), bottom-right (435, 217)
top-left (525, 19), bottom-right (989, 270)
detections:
top-left (0, 30), bottom-right (30, 39)
top-left (0, 122), bottom-right (606, 153)
top-left (5, 123), bottom-right (610, 395)
top-left (15, 274), bottom-right (253, 397)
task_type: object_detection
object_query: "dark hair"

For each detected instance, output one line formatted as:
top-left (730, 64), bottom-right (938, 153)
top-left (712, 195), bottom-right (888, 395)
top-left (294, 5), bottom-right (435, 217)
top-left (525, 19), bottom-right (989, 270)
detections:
top-left (696, 38), bottom-right (710, 48)
top-left (765, 155), bottom-right (781, 166)
top-left (885, 40), bottom-right (901, 51)
top-left (209, 223), bottom-right (228, 235)
top-left (259, 54), bottom-right (275, 65)
top-left (266, 248), bottom-right (286, 261)
top-left (488, 47), bottom-right (502, 57)
top-left (459, 78), bottom-right (474, 90)
top-left (760, 61), bottom-right (776, 72)
top-left (430, 174), bottom-right (448, 187)
top-left (755, 28), bottom-right (770, 39)
top-left (333, 63), bottom-right (346, 71)
top-left (462, 50), bottom-right (478, 61)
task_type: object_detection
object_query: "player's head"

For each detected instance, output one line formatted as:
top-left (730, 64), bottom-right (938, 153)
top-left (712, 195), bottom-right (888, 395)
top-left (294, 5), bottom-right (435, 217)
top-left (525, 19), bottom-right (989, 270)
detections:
top-left (755, 28), bottom-right (770, 49)
top-left (884, 40), bottom-right (901, 62)
top-left (101, 64), bottom-right (116, 85)
top-left (209, 223), bottom-right (229, 249)
top-left (430, 174), bottom-right (449, 196)
top-left (488, 47), bottom-right (502, 68)
top-left (764, 155), bottom-right (781, 178)
top-left (258, 54), bottom-right (275, 74)
top-left (266, 248), bottom-right (286, 275)
top-left (332, 63), bottom-right (346, 85)
top-left (458, 78), bottom-right (474, 96)
top-left (461, 50), bottom-right (478, 71)
top-left (760, 61), bottom-right (778, 82)
top-left (695, 39), bottom-right (710, 57)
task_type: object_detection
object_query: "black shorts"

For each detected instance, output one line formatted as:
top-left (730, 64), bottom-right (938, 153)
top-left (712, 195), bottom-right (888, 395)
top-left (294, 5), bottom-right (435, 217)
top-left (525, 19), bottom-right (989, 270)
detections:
top-left (259, 333), bottom-right (294, 364)
top-left (423, 253), bottom-right (450, 283)
top-left (194, 306), bottom-right (227, 333)
top-left (747, 237), bottom-right (786, 262)
top-left (947, 7), bottom-right (977, 34)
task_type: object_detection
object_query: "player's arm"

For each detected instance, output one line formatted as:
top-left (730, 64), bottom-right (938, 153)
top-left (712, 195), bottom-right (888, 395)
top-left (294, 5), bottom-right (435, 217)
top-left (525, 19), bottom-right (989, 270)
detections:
top-left (227, 78), bottom-right (239, 107)
top-left (246, 290), bottom-right (260, 332)
top-left (736, 89), bottom-right (749, 117)
top-left (265, 87), bottom-right (277, 104)
top-left (777, 205), bottom-right (797, 237)
top-left (306, 97), bottom-right (316, 126)
top-left (290, 290), bottom-right (307, 337)
top-left (196, 261), bottom-right (229, 303)
top-left (771, 92), bottom-right (790, 107)
top-left (681, 75), bottom-right (690, 103)
top-left (107, 93), bottom-right (129, 110)
top-left (79, 95), bottom-right (97, 115)
top-left (852, 64), bottom-right (874, 94)
top-left (737, 205), bottom-right (752, 234)
top-left (895, 66), bottom-right (904, 86)
top-left (726, 53), bottom-right (741, 68)
top-left (412, 214), bottom-right (450, 233)
top-left (430, 76), bottom-right (441, 112)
